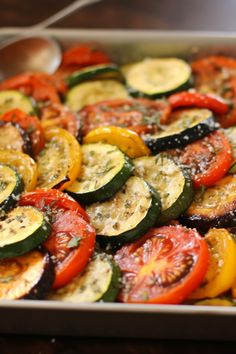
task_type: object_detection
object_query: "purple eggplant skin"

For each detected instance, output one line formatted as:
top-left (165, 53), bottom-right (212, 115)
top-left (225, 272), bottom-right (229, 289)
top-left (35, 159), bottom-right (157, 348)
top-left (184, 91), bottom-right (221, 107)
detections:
top-left (0, 120), bottom-right (33, 156)
top-left (180, 208), bottom-right (236, 232)
top-left (24, 250), bottom-right (55, 300)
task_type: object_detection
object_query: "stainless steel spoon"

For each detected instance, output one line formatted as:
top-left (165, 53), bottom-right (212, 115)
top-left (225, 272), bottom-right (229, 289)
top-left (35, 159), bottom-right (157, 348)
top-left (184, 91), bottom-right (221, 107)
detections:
top-left (0, 0), bottom-right (102, 80)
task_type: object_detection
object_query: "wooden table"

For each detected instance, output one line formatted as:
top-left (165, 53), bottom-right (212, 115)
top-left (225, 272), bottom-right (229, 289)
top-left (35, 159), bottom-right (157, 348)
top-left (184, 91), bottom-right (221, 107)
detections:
top-left (1, 0), bottom-right (236, 352)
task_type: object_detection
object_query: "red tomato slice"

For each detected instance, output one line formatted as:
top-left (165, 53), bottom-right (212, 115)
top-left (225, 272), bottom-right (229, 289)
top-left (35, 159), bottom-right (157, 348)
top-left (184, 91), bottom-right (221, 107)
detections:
top-left (44, 209), bottom-right (95, 289)
top-left (0, 72), bottom-right (61, 103)
top-left (192, 56), bottom-right (236, 127)
top-left (19, 189), bottom-right (89, 222)
top-left (168, 91), bottom-right (229, 115)
top-left (115, 226), bottom-right (209, 304)
top-left (80, 98), bottom-right (171, 136)
top-left (170, 130), bottom-right (233, 188)
top-left (61, 44), bottom-right (111, 70)
top-left (1, 109), bottom-right (45, 156)
top-left (19, 190), bottom-right (95, 288)
top-left (40, 103), bottom-right (80, 138)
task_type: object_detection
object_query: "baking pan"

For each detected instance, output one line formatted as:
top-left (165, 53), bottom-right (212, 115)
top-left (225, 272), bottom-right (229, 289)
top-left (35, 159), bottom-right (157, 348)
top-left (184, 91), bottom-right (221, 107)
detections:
top-left (1, 28), bottom-right (236, 340)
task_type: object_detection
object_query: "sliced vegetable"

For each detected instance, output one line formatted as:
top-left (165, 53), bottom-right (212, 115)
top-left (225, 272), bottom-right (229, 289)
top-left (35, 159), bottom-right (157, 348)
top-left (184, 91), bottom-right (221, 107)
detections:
top-left (168, 91), bottom-right (229, 115)
top-left (115, 226), bottom-right (209, 304)
top-left (224, 126), bottom-right (236, 173)
top-left (0, 150), bottom-right (37, 191)
top-left (189, 229), bottom-right (236, 299)
top-left (0, 250), bottom-right (54, 300)
top-left (20, 190), bottom-right (95, 289)
top-left (0, 72), bottom-right (60, 103)
top-left (1, 109), bottom-right (45, 156)
top-left (61, 44), bottom-right (111, 70)
top-left (66, 80), bottom-right (129, 111)
top-left (36, 127), bottom-right (81, 190)
top-left (40, 103), bottom-right (81, 139)
top-left (0, 90), bottom-right (35, 115)
top-left (124, 58), bottom-right (192, 98)
top-left (0, 121), bottom-right (32, 155)
top-left (49, 253), bottom-right (120, 302)
top-left (194, 298), bottom-right (234, 306)
top-left (80, 98), bottom-right (171, 136)
top-left (133, 154), bottom-right (194, 225)
top-left (19, 189), bottom-right (89, 222)
top-left (0, 206), bottom-right (51, 259)
top-left (145, 108), bottom-right (218, 154)
top-left (87, 176), bottom-right (161, 247)
top-left (183, 175), bottom-right (236, 230)
top-left (0, 164), bottom-right (24, 212)
top-left (83, 126), bottom-right (150, 158)
top-left (66, 64), bottom-right (123, 87)
top-left (170, 130), bottom-right (233, 188)
top-left (67, 143), bottom-right (133, 204)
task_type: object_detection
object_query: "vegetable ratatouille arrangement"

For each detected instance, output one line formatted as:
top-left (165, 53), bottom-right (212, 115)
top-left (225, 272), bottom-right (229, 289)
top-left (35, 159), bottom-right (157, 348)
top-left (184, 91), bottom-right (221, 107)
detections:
top-left (1, 44), bottom-right (236, 306)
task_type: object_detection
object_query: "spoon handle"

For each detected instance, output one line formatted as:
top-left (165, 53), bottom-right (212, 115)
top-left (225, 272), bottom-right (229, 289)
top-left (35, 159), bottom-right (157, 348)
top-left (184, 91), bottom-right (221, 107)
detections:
top-left (27, 0), bottom-right (102, 32)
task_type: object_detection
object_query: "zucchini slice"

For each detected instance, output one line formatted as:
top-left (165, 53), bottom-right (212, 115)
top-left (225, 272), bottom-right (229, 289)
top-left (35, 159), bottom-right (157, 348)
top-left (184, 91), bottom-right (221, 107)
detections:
top-left (67, 143), bottom-right (133, 204)
top-left (0, 164), bottom-right (24, 212)
top-left (0, 206), bottom-right (51, 259)
top-left (133, 154), bottom-right (194, 225)
top-left (183, 175), bottom-right (236, 230)
top-left (36, 127), bottom-right (81, 190)
top-left (144, 108), bottom-right (218, 153)
top-left (224, 127), bottom-right (236, 173)
top-left (0, 250), bottom-right (54, 300)
top-left (49, 253), bottom-right (120, 302)
top-left (66, 64), bottom-right (124, 88)
top-left (66, 80), bottom-right (129, 111)
top-left (123, 58), bottom-right (192, 98)
top-left (0, 150), bottom-right (37, 192)
top-left (86, 176), bottom-right (161, 247)
top-left (0, 90), bottom-right (34, 115)
top-left (0, 121), bottom-right (32, 155)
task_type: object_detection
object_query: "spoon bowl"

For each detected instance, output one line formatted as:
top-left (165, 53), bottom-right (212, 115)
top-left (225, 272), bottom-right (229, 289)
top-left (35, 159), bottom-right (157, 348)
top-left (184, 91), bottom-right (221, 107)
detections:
top-left (0, 35), bottom-right (61, 80)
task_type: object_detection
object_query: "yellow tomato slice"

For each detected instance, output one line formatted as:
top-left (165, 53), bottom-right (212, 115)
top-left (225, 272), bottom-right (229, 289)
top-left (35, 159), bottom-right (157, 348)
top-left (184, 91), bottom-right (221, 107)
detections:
top-left (83, 126), bottom-right (150, 158)
top-left (0, 150), bottom-right (37, 191)
top-left (36, 127), bottom-right (81, 190)
top-left (194, 298), bottom-right (234, 306)
top-left (189, 228), bottom-right (236, 299)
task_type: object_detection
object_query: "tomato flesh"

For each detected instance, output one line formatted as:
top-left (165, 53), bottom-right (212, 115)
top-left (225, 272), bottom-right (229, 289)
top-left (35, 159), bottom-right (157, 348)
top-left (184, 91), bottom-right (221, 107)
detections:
top-left (0, 72), bottom-right (61, 104)
top-left (19, 190), bottom-right (95, 288)
top-left (192, 56), bottom-right (236, 127)
top-left (80, 98), bottom-right (171, 136)
top-left (115, 226), bottom-right (209, 304)
top-left (169, 130), bottom-right (233, 188)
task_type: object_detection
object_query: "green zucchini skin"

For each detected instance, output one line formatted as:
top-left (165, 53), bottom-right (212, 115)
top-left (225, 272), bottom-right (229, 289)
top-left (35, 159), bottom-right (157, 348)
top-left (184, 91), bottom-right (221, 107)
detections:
top-left (0, 206), bottom-right (51, 259)
top-left (123, 58), bottom-right (192, 99)
top-left (133, 154), bottom-right (194, 226)
top-left (157, 165), bottom-right (194, 225)
top-left (128, 78), bottom-right (193, 99)
top-left (0, 164), bottom-right (24, 212)
top-left (67, 144), bottom-right (134, 204)
top-left (66, 64), bottom-right (124, 88)
top-left (48, 253), bottom-right (121, 303)
top-left (90, 178), bottom-right (162, 248)
top-left (68, 156), bottom-right (133, 204)
top-left (100, 259), bottom-right (121, 302)
top-left (144, 110), bottom-right (219, 154)
top-left (0, 90), bottom-right (35, 115)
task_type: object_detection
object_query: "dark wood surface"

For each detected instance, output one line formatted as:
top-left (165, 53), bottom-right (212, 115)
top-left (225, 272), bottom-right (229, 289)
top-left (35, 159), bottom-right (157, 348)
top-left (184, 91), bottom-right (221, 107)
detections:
top-left (1, 0), bottom-right (236, 353)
